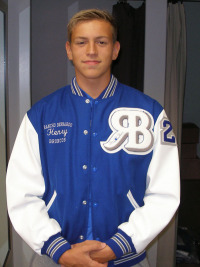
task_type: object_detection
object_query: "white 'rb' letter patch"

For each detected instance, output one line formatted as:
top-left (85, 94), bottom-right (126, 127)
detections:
top-left (100, 108), bottom-right (154, 155)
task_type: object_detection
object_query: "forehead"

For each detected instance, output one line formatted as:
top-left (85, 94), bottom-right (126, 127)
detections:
top-left (71, 19), bottom-right (113, 39)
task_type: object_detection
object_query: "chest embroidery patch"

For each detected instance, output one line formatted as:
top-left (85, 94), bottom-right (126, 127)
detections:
top-left (44, 122), bottom-right (73, 144)
top-left (100, 108), bottom-right (154, 155)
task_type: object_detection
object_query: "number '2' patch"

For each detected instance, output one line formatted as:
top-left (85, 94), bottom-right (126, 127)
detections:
top-left (160, 118), bottom-right (176, 145)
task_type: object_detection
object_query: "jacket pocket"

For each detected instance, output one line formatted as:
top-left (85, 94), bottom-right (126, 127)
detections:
top-left (127, 190), bottom-right (140, 210)
top-left (46, 190), bottom-right (57, 211)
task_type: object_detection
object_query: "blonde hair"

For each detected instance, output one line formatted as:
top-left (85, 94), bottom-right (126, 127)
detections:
top-left (67, 9), bottom-right (117, 43)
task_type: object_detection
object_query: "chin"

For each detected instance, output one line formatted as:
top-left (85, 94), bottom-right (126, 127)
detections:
top-left (83, 72), bottom-right (104, 80)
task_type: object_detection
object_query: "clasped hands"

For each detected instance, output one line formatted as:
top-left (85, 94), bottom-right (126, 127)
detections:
top-left (58, 240), bottom-right (116, 267)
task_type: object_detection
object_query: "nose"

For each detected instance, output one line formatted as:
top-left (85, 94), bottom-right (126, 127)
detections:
top-left (86, 41), bottom-right (97, 56)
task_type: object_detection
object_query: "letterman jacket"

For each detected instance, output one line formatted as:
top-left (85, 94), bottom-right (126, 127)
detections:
top-left (6, 76), bottom-right (180, 266)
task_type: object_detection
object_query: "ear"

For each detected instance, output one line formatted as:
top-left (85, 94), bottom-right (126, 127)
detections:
top-left (112, 41), bottom-right (120, 61)
top-left (65, 41), bottom-right (73, 60)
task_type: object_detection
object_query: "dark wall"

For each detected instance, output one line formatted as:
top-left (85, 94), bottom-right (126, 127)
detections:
top-left (31, 0), bottom-right (70, 104)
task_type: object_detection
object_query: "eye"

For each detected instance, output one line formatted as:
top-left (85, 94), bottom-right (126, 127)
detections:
top-left (97, 41), bottom-right (107, 46)
top-left (75, 40), bottom-right (87, 46)
top-left (76, 41), bottom-right (85, 45)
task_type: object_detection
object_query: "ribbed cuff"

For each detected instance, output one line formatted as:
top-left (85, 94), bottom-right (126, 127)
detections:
top-left (105, 229), bottom-right (136, 259)
top-left (41, 233), bottom-right (71, 263)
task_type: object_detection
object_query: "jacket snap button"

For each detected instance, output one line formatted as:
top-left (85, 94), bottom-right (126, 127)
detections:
top-left (79, 235), bottom-right (84, 240)
top-left (92, 167), bottom-right (97, 172)
top-left (93, 202), bottom-right (98, 207)
top-left (83, 165), bottom-right (87, 170)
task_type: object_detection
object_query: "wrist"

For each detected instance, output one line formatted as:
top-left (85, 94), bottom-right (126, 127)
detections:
top-left (104, 245), bottom-right (116, 261)
top-left (90, 245), bottom-right (116, 263)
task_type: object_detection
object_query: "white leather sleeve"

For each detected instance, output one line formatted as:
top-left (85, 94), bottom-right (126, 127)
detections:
top-left (119, 110), bottom-right (180, 253)
top-left (6, 114), bottom-right (61, 254)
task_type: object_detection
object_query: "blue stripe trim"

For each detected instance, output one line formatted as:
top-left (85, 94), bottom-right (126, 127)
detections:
top-left (111, 236), bottom-right (126, 254)
top-left (49, 240), bottom-right (68, 258)
top-left (71, 78), bottom-right (77, 95)
top-left (115, 232), bottom-right (132, 253)
top-left (70, 75), bottom-right (118, 99)
top-left (71, 78), bottom-right (83, 97)
top-left (102, 75), bottom-right (118, 99)
top-left (46, 236), bottom-right (63, 254)
top-left (113, 251), bottom-right (146, 266)
top-left (105, 229), bottom-right (136, 259)
top-left (41, 233), bottom-right (71, 263)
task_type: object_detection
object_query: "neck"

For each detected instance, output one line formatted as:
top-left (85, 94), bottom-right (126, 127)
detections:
top-left (76, 74), bottom-right (111, 99)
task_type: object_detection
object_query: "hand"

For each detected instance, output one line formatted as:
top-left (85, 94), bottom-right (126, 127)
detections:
top-left (58, 240), bottom-right (108, 267)
top-left (72, 241), bottom-right (116, 264)
top-left (90, 245), bottom-right (116, 263)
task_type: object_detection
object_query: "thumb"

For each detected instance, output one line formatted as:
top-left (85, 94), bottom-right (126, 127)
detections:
top-left (84, 241), bottom-right (106, 252)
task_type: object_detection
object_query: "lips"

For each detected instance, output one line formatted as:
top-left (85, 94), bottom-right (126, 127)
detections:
top-left (82, 60), bottom-right (101, 65)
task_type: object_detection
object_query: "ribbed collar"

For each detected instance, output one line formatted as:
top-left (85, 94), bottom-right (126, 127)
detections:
top-left (70, 75), bottom-right (118, 99)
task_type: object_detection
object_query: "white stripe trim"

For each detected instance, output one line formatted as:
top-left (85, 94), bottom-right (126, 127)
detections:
top-left (71, 75), bottom-right (118, 99)
top-left (46, 237), bottom-right (63, 254)
top-left (116, 232), bottom-right (132, 253)
top-left (46, 190), bottom-right (57, 211)
top-left (110, 79), bottom-right (118, 97)
top-left (50, 240), bottom-right (68, 258)
top-left (111, 236), bottom-right (126, 254)
top-left (102, 75), bottom-right (118, 99)
top-left (114, 251), bottom-right (145, 265)
top-left (102, 75), bottom-right (114, 98)
top-left (71, 78), bottom-right (76, 95)
top-left (73, 79), bottom-right (83, 97)
top-left (127, 190), bottom-right (140, 209)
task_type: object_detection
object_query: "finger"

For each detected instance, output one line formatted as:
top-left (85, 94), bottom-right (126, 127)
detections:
top-left (83, 242), bottom-right (106, 252)
top-left (98, 263), bottom-right (108, 267)
top-left (72, 240), bottom-right (100, 248)
top-left (72, 241), bottom-right (89, 248)
top-left (90, 260), bottom-right (108, 267)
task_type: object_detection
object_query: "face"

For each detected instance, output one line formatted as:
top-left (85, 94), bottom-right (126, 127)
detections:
top-left (66, 20), bottom-right (120, 83)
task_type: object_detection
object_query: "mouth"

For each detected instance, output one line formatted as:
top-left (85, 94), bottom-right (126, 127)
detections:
top-left (82, 60), bottom-right (101, 66)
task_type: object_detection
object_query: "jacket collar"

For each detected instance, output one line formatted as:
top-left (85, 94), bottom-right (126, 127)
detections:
top-left (70, 75), bottom-right (118, 99)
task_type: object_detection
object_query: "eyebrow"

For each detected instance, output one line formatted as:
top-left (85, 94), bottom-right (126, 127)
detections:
top-left (74, 36), bottom-right (110, 40)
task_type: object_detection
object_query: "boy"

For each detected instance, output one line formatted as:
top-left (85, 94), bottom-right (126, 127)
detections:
top-left (6, 9), bottom-right (180, 267)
